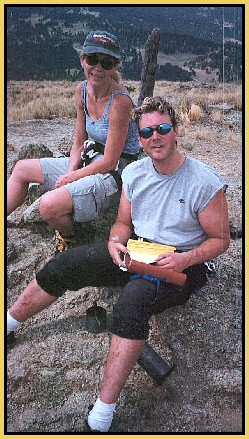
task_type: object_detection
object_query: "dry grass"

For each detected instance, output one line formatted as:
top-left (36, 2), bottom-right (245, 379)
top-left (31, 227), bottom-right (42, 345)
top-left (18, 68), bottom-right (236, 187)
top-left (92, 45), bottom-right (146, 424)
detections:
top-left (172, 84), bottom-right (242, 113)
top-left (7, 81), bottom-right (77, 121)
top-left (188, 104), bottom-right (205, 122)
top-left (212, 110), bottom-right (223, 124)
top-left (7, 79), bottom-right (242, 123)
top-left (7, 79), bottom-right (242, 156)
top-left (193, 127), bottom-right (218, 142)
top-left (184, 124), bottom-right (241, 147)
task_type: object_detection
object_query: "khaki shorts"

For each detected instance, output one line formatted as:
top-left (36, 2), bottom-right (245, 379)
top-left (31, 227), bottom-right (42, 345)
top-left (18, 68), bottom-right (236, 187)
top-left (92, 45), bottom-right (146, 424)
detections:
top-left (40, 156), bottom-right (119, 222)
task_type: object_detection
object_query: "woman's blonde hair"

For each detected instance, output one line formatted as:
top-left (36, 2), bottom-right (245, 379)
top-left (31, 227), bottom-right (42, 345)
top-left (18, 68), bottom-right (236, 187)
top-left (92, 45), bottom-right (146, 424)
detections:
top-left (112, 70), bottom-right (121, 83)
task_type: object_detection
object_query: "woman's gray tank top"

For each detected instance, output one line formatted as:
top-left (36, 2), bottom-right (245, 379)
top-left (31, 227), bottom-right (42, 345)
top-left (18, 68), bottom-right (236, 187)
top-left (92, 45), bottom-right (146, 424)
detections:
top-left (82, 80), bottom-right (140, 156)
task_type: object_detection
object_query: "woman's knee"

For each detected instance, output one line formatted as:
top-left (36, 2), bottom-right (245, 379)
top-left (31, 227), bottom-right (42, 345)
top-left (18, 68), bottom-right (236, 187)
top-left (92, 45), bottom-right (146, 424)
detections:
top-left (39, 192), bottom-right (56, 221)
top-left (12, 159), bottom-right (43, 183)
top-left (39, 189), bottom-right (73, 221)
top-left (11, 160), bottom-right (30, 182)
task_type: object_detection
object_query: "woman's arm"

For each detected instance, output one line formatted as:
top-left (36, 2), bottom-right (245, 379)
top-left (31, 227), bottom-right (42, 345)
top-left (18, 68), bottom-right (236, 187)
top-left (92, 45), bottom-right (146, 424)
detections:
top-left (56, 93), bottom-right (134, 186)
top-left (68, 82), bottom-right (88, 172)
top-left (54, 83), bottom-right (88, 188)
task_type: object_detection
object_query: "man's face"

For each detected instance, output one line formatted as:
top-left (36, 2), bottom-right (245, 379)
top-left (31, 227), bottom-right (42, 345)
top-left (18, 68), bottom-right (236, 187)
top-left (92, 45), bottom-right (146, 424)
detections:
top-left (139, 111), bottom-right (178, 163)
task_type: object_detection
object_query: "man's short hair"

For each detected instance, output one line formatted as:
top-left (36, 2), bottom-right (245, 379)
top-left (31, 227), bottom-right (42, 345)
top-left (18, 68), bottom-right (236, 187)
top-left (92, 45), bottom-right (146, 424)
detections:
top-left (132, 96), bottom-right (178, 128)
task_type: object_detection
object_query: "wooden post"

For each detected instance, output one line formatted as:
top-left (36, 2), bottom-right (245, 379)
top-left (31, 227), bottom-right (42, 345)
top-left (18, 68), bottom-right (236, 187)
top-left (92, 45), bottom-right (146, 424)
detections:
top-left (138, 28), bottom-right (161, 106)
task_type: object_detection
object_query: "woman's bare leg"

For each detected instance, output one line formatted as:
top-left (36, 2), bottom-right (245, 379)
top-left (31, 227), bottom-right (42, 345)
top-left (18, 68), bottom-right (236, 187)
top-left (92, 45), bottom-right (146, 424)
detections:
top-left (7, 159), bottom-right (45, 215)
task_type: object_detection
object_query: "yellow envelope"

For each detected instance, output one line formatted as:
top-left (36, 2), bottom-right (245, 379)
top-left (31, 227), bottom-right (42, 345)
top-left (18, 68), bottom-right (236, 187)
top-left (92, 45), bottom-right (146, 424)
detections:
top-left (127, 239), bottom-right (176, 264)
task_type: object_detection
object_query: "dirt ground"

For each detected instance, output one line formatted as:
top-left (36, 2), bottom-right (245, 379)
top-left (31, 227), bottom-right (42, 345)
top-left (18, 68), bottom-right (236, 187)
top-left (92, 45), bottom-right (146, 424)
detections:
top-left (6, 109), bottom-right (243, 434)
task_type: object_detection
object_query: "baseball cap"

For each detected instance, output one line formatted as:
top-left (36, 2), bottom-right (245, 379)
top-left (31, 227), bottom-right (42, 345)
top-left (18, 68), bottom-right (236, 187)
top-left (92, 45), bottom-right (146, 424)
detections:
top-left (82, 30), bottom-right (122, 60)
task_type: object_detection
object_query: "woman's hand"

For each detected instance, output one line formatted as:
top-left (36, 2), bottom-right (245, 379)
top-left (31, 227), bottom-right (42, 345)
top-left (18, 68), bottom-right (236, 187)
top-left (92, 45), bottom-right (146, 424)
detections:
top-left (108, 240), bottom-right (128, 267)
top-left (156, 251), bottom-right (191, 272)
top-left (54, 171), bottom-right (79, 188)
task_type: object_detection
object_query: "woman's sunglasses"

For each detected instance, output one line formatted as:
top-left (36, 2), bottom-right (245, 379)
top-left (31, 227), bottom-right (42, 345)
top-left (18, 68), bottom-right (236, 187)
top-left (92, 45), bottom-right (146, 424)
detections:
top-left (84, 54), bottom-right (117, 70)
top-left (139, 123), bottom-right (172, 139)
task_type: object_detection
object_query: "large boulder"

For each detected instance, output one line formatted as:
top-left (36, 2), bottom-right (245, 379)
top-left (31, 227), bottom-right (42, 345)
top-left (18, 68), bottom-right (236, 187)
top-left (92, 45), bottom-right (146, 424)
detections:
top-left (17, 144), bottom-right (53, 160)
top-left (10, 144), bottom-right (53, 174)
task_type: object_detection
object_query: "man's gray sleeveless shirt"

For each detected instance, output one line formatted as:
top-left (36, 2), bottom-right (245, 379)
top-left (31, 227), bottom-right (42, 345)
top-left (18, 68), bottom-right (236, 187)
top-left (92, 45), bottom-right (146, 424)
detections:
top-left (122, 156), bottom-right (227, 251)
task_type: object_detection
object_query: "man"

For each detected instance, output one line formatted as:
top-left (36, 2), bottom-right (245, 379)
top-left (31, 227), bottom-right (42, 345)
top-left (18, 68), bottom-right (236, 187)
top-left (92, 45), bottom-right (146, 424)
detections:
top-left (7, 97), bottom-right (230, 432)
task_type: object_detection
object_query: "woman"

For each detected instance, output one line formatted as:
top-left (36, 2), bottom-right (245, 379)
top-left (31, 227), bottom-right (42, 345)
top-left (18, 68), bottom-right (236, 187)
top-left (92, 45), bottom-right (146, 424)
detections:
top-left (7, 30), bottom-right (141, 250)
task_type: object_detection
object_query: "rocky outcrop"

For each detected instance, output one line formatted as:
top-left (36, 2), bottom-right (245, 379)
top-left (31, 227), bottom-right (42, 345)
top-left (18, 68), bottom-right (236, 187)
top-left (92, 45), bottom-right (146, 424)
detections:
top-left (6, 119), bottom-right (243, 433)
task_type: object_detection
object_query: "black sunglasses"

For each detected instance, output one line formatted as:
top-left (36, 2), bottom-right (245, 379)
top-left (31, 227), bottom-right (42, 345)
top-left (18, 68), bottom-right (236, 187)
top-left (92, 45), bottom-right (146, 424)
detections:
top-left (139, 123), bottom-right (172, 139)
top-left (84, 54), bottom-right (117, 70)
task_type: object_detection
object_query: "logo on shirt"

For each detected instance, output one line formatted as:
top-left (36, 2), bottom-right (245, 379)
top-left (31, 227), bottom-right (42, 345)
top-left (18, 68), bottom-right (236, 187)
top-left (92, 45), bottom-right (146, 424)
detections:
top-left (179, 199), bottom-right (185, 204)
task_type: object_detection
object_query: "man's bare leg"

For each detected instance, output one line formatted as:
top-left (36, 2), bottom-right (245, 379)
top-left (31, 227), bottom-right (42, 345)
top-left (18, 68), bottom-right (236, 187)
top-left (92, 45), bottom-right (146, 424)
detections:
top-left (100, 335), bottom-right (145, 403)
top-left (88, 335), bottom-right (145, 431)
top-left (8, 278), bottom-right (57, 323)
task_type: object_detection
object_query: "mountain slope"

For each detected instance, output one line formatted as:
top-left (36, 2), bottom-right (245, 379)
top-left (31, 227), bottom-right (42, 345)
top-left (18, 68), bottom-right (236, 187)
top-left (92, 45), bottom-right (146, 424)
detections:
top-left (6, 6), bottom-right (243, 82)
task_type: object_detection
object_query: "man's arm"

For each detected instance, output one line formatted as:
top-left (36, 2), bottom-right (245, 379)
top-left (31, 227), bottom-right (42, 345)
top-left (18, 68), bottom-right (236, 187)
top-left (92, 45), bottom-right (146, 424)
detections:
top-left (156, 188), bottom-right (230, 272)
top-left (108, 188), bottom-right (132, 266)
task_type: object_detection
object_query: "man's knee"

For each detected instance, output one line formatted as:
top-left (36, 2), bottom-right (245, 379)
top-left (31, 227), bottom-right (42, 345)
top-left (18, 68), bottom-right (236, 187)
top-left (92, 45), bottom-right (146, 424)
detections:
top-left (112, 280), bottom-right (153, 340)
top-left (35, 243), bottom-right (106, 297)
top-left (36, 254), bottom-right (68, 298)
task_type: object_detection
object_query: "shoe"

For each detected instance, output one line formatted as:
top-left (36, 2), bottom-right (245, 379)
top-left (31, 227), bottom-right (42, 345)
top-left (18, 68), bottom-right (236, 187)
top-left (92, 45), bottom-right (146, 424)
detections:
top-left (55, 230), bottom-right (76, 254)
top-left (82, 420), bottom-right (102, 433)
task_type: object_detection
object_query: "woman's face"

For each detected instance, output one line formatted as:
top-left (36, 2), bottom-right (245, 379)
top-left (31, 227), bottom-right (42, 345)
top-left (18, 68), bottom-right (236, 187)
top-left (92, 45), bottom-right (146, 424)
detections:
top-left (81, 53), bottom-right (118, 86)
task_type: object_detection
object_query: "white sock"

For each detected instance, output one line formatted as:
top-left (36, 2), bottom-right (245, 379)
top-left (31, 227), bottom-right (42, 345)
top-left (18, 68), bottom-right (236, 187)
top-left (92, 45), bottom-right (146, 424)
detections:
top-left (88, 397), bottom-right (116, 432)
top-left (7, 311), bottom-right (21, 335)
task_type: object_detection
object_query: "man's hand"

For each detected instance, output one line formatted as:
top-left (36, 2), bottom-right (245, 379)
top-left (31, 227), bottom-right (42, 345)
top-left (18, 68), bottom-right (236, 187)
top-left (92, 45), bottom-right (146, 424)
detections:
top-left (108, 240), bottom-right (128, 267)
top-left (54, 171), bottom-right (78, 188)
top-left (156, 251), bottom-right (191, 272)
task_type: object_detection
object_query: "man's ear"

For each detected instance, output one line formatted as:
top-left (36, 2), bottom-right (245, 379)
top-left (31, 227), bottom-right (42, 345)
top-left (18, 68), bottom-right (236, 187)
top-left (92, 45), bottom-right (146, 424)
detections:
top-left (138, 136), bottom-right (144, 149)
top-left (173, 126), bottom-right (179, 137)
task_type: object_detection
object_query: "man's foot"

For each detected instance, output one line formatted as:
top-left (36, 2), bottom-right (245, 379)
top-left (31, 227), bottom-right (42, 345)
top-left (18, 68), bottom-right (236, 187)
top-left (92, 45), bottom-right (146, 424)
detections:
top-left (82, 420), bottom-right (102, 433)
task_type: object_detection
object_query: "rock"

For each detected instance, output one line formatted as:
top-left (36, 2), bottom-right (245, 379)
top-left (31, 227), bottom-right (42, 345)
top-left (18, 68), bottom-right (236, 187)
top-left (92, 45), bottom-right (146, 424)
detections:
top-left (7, 239), bottom-right (17, 263)
top-left (10, 144), bottom-right (54, 174)
top-left (6, 113), bottom-right (243, 433)
top-left (7, 143), bottom-right (17, 152)
top-left (27, 183), bottom-right (42, 205)
top-left (209, 103), bottom-right (234, 112)
top-left (22, 196), bottom-right (43, 223)
top-left (57, 137), bottom-right (73, 157)
top-left (230, 223), bottom-right (242, 240)
top-left (17, 144), bottom-right (53, 160)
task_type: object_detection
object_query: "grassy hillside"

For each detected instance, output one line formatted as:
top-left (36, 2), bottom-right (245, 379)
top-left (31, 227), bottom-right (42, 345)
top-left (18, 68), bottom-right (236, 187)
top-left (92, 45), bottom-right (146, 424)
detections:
top-left (7, 80), bottom-right (242, 123)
